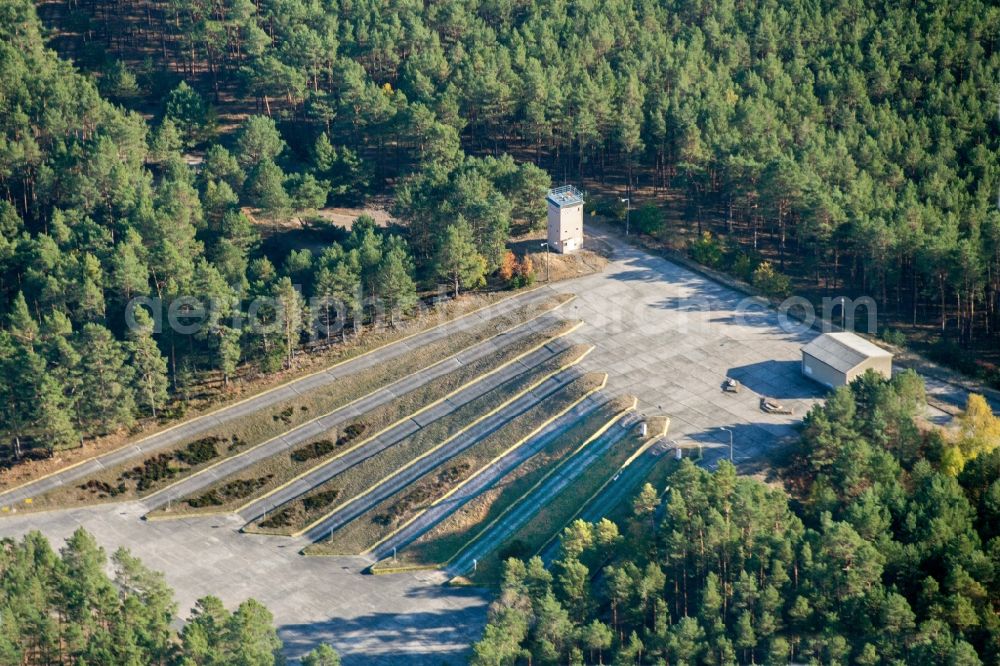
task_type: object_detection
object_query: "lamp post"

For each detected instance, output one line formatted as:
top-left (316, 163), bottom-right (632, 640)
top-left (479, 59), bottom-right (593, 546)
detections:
top-left (719, 426), bottom-right (733, 462)
top-left (620, 197), bottom-right (631, 236)
top-left (540, 242), bottom-right (550, 282)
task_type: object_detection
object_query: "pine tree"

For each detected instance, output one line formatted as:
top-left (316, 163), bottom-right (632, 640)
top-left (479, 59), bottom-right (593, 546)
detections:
top-left (127, 310), bottom-right (169, 418)
top-left (35, 375), bottom-right (78, 453)
top-left (76, 323), bottom-right (135, 433)
top-left (248, 160), bottom-right (291, 221)
top-left (302, 644), bottom-right (341, 666)
top-left (271, 277), bottom-right (305, 369)
top-left (435, 217), bottom-right (486, 296)
top-left (7, 292), bottom-right (38, 350)
top-left (376, 238), bottom-right (417, 327)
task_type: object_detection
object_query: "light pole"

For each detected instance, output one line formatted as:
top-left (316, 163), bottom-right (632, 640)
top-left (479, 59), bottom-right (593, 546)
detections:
top-left (620, 197), bottom-right (631, 236)
top-left (540, 242), bottom-right (550, 282)
top-left (719, 427), bottom-right (733, 462)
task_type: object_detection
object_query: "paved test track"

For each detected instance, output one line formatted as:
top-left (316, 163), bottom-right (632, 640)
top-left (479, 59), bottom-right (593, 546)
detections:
top-left (2, 223), bottom-right (995, 663)
top-left (0, 288), bottom-right (558, 509)
top-left (237, 337), bottom-right (578, 525)
top-left (367, 393), bottom-right (609, 561)
top-left (302, 366), bottom-right (588, 543)
top-left (539, 438), bottom-right (672, 565)
top-left (446, 413), bottom-right (640, 577)
top-left (141, 315), bottom-right (572, 515)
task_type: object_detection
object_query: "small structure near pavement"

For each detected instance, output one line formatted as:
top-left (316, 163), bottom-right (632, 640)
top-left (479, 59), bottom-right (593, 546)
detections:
top-left (801, 331), bottom-right (892, 388)
top-left (546, 185), bottom-right (584, 253)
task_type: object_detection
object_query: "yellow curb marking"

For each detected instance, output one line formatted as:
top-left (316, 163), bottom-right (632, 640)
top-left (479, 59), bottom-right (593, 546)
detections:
top-left (0, 286), bottom-right (558, 503)
top-left (362, 368), bottom-right (606, 556)
top-left (282, 344), bottom-right (593, 539)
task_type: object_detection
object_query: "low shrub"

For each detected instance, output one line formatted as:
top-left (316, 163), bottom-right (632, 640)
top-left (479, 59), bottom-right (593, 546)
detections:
top-left (290, 439), bottom-right (336, 463)
top-left (752, 261), bottom-right (792, 298)
top-left (175, 437), bottom-right (221, 466)
top-left (272, 406), bottom-right (295, 424)
top-left (186, 475), bottom-right (274, 508)
top-left (880, 328), bottom-right (907, 347)
top-left (371, 462), bottom-right (471, 527)
top-left (302, 489), bottom-right (340, 513)
top-left (78, 479), bottom-right (126, 498)
top-left (688, 231), bottom-right (724, 268)
top-left (123, 453), bottom-right (177, 491)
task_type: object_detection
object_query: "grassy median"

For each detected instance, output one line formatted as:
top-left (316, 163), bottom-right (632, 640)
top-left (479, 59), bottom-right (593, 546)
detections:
top-left (369, 395), bottom-right (636, 573)
top-left (24, 294), bottom-right (573, 513)
top-left (467, 415), bottom-right (650, 585)
top-left (245, 346), bottom-right (594, 536)
top-left (303, 372), bottom-right (608, 556)
top-left (147, 322), bottom-right (581, 519)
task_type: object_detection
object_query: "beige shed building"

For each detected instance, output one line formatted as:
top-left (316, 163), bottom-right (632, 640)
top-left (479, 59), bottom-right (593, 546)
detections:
top-left (801, 332), bottom-right (893, 388)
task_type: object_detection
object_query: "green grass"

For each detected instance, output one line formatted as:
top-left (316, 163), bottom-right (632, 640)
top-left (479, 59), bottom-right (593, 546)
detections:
top-left (244, 345), bottom-right (593, 536)
top-left (147, 322), bottom-right (580, 519)
top-left (303, 371), bottom-right (607, 556)
top-left (27, 294), bottom-right (572, 513)
top-left (468, 415), bottom-right (648, 586)
top-left (370, 396), bottom-right (636, 572)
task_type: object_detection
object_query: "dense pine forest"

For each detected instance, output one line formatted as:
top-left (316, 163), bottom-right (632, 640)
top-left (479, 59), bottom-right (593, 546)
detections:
top-left (43, 0), bottom-right (1000, 350)
top-left (0, 0), bottom-right (998, 460)
top-left (473, 372), bottom-right (1000, 664)
top-left (0, 528), bottom-right (341, 664)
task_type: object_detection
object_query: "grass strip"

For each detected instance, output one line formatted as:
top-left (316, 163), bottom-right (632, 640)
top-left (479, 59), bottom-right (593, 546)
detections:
top-left (303, 372), bottom-right (608, 555)
top-left (244, 345), bottom-right (593, 536)
top-left (0, 289), bottom-right (526, 496)
top-left (533, 417), bottom-right (670, 556)
top-left (28, 294), bottom-right (572, 512)
top-left (467, 413), bottom-right (652, 586)
top-left (369, 396), bottom-right (636, 573)
top-left (147, 321), bottom-right (581, 519)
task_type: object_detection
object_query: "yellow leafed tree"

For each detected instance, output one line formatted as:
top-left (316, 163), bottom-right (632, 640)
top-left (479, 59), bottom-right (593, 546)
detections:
top-left (957, 393), bottom-right (1000, 460)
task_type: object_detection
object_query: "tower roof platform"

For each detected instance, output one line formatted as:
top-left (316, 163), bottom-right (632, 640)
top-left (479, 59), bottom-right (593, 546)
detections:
top-left (546, 185), bottom-right (584, 208)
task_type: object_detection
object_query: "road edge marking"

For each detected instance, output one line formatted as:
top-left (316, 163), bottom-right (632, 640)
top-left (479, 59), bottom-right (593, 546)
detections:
top-left (533, 416), bottom-right (671, 558)
top-left (140, 298), bottom-right (576, 510)
top-left (441, 393), bottom-right (634, 572)
top-left (362, 365), bottom-right (605, 557)
top-left (147, 319), bottom-right (582, 522)
top-left (0, 286), bottom-right (561, 502)
top-left (281, 344), bottom-right (594, 539)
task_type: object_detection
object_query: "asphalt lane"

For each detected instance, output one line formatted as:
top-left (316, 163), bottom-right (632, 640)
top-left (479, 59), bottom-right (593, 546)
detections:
top-left (142, 315), bottom-right (570, 513)
top-left (236, 337), bottom-right (576, 524)
top-left (446, 413), bottom-right (639, 577)
top-left (303, 367), bottom-right (588, 543)
top-left (367, 393), bottom-right (609, 561)
top-left (0, 288), bottom-right (554, 509)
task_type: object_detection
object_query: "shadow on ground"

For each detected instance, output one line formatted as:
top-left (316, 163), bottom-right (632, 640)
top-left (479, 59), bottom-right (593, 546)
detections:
top-left (727, 360), bottom-right (825, 400)
top-left (279, 595), bottom-right (488, 666)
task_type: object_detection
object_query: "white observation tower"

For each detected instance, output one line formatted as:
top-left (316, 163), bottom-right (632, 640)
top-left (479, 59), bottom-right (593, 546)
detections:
top-left (546, 185), bottom-right (584, 254)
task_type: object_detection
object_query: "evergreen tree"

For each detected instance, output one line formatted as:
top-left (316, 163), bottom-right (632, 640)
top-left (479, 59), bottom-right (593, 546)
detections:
top-left (376, 237), bottom-right (418, 327)
top-left (127, 309), bottom-right (169, 418)
top-left (75, 323), bottom-right (135, 433)
top-left (435, 217), bottom-right (486, 296)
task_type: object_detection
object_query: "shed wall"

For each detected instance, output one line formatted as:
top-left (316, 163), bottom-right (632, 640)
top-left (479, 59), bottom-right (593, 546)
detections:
top-left (802, 353), bottom-right (847, 388)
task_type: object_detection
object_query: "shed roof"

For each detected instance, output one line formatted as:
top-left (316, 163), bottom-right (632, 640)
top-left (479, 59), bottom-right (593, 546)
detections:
top-left (801, 332), bottom-right (892, 373)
